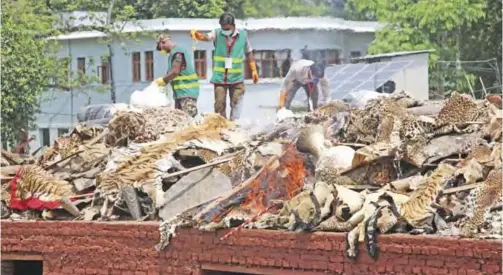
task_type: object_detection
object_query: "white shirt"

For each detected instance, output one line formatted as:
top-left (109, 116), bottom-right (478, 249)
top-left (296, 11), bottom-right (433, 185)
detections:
top-left (281, 59), bottom-right (331, 104)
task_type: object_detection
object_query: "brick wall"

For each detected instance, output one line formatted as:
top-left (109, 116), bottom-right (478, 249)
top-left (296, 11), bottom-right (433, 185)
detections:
top-left (1, 221), bottom-right (501, 275)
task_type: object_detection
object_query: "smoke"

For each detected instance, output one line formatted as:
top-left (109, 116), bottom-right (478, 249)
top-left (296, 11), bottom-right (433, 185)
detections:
top-left (341, 90), bottom-right (391, 108)
top-left (231, 93), bottom-right (245, 121)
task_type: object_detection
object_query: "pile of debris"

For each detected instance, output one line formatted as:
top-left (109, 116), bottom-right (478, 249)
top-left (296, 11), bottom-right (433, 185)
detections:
top-left (1, 91), bottom-right (501, 260)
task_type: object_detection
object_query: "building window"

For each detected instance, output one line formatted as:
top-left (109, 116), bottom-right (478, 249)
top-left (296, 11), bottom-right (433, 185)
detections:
top-left (77, 57), bottom-right (86, 84)
top-left (306, 49), bottom-right (341, 66)
top-left (100, 58), bottom-right (110, 84)
top-left (77, 57), bottom-right (86, 74)
top-left (351, 51), bottom-right (362, 58)
top-left (253, 50), bottom-right (291, 79)
top-left (57, 128), bottom-right (69, 137)
top-left (132, 52), bottom-right (141, 82)
top-left (40, 128), bottom-right (50, 147)
top-left (145, 51), bottom-right (154, 81)
top-left (194, 50), bottom-right (207, 79)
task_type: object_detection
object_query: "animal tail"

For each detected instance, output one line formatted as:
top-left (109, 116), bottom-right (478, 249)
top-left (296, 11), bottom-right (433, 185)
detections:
top-left (365, 203), bottom-right (385, 260)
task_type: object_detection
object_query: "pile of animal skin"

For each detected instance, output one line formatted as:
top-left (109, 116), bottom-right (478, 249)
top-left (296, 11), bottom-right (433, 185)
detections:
top-left (1, 92), bottom-right (501, 261)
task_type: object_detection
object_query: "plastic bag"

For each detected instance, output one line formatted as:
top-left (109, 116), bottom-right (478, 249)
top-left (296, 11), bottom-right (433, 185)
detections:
top-left (130, 81), bottom-right (170, 108)
top-left (275, 107), bottom-right (294, 122)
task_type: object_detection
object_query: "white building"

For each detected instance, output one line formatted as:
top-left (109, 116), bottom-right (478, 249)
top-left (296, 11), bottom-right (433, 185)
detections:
top-left (31, 15), bottom-right (382, 150)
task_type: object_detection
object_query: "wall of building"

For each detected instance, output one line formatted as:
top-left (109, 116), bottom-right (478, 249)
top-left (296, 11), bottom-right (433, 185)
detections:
top-left (29, 29), bottom-right (374, 149)
top-left (2, 221), bottom-right (501, 275)
top-left (56, 30), bottom-right (374, 86)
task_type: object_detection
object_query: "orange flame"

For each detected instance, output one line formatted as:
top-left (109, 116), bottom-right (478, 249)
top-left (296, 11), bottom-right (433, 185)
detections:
top-left (239, 143), bottom-right (305, 212)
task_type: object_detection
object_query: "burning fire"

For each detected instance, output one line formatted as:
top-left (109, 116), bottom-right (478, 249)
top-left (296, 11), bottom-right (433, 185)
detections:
top-left (198, 142), bottom-right (306, 224)
top-left (238, 143), bottom-right (305, 212)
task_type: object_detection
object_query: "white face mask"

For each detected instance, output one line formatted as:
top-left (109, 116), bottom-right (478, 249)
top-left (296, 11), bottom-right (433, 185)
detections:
top-left (221, 29), bottom-right (232, 36)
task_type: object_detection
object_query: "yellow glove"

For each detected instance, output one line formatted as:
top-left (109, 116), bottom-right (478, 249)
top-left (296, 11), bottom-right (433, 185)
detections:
top-left (277, 90), bottom-right (287, 110)
top-left (190, 29), bottom-right (206, 41)
top-left (249, 60), bottom-right (259, 84)
top-left (155, 77), bottom-right (166, 87)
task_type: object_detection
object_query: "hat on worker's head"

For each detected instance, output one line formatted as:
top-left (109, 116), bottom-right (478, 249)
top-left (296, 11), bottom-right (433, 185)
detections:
top-left (156, 34), bottom-right (171, 51)
top-left (311, 61), bottom-right (325, 78)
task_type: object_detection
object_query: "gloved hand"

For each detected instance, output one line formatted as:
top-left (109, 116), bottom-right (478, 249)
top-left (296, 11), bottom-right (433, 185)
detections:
top-left (249, 60), bottom-right (259, 84)
top-left (190, 29), bottom-right (206, 41)
top-left (277, 90), bottom-right (287, 111)
top-left (155, 77), bottom-right (166, 87)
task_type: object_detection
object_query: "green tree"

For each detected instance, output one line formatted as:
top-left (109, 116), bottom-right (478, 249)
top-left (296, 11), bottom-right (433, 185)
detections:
top-left (46, 0), bottom-right (140, 103)
top-left (132, 0), bottom-right (225, 18)
top-left (459, 0), bottom-right (502, 92)
top-left (232, 0), bottom-right (332, 18)
top-left (133, 0), bottom-right (333, 19)
top-left (1, 0), bottom-right (60, 146)
top-left (347, 0), bottom-right (486, 95)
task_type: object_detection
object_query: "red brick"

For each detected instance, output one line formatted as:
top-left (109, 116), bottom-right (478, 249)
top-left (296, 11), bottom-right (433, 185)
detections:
top-left (300, 253), bottom-right (327, 262)
top-left (329, 255), bottom-right (345, 263)
top-left (394, 265), bottom-right (404, 273)
top-left (427, 259), bottom-right (444, 267)
top-left (402, 246), bottom-right (412, 254)
top-left (409, 259), bottom-right (426, 266)
top-left (388, 245), bottom-right (403, 254)
top-left (438, 248), bottom-right (457, 256)
top-left (327, 263), bottom-right (344, 273)
top-left (429, 247), bottom-right (439, 255)
top-left (311, 261), bottom-right (328, 270)
top-left (376, 265), bottom-right (387, 273)
top-left (281, 260), bottom-right (292, 268)
top-left (412, 246), bottom-right (422, 254)
top-left (466, 270), bottom-right (483, 275)
top-left (395, 256), bottom-right (409, 265)
top-left (298, 260), bottom-right (312, 269)
top-left (62, 267), bottom-right (73, 274)
top-left (482, 264), bottom-right (501, 273)
top-left (463, 262), bottom-right (481, 271)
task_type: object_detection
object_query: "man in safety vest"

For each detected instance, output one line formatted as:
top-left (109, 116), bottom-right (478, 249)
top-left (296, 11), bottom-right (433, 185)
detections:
top-left (155, 34), bottom-right (200, 117)
top-left (277, 59), bottom-right (331, 111)
top-left (190, 12), bottom-right (259, 121)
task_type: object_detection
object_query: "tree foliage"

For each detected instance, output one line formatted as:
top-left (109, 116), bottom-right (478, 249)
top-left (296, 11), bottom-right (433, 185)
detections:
top-left (347, 0), bottom-right (486, 60)
top-left (46, 0), bottom-right (142, 104)
top-left (130, 0), bottom-right (333, 19)
top-left (1, 0), bottom-right (60, 145)
top-left (459, 0), bottom-right (502, 90)
top-left (346, 0), bottom-right (491, 94)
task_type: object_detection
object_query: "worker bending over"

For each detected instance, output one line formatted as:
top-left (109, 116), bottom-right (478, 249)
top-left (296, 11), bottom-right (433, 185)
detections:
top-left (278, 59), bottom-right (331, 111)
top-left (190, 12), bottom-right (259, 121)
top-left (155, 34), bottom-right (200, 117)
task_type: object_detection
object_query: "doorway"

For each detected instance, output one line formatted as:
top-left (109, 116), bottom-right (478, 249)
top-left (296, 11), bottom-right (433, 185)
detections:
top-left (11, 260), bottom-right (43, 275)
